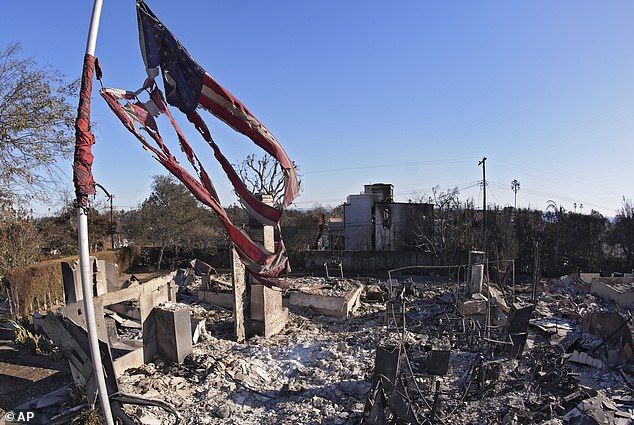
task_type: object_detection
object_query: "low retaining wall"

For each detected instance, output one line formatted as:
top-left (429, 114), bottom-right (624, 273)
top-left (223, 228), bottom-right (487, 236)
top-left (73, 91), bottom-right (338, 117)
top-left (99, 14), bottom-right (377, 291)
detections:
top-left (300, 250), bottom-right (467, 274)
top-left (590, 277), bottom-right (634, 306)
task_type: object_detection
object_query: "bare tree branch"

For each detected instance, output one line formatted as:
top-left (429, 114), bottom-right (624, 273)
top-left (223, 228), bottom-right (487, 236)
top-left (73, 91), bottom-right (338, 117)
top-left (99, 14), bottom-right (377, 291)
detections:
top-left (236, 153), bottom-right (301, 209)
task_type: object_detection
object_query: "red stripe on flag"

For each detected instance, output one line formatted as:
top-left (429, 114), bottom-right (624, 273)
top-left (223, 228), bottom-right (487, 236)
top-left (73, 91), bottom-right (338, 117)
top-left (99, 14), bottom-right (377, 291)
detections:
top-left (187, 111), bottom-right (281, 225)
top-left (199, 74), bottom-right (299, 205)
top-left (100, 88), bottom-right (289, 289)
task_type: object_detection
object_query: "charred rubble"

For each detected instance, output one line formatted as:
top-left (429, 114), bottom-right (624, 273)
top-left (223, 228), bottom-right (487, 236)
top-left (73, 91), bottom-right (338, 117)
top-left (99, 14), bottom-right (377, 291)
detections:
top-left (12, 257), bottom-right (634, 424)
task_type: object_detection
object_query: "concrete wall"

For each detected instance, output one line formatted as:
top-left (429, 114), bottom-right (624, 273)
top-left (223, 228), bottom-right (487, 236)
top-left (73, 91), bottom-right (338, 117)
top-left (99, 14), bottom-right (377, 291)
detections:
top-left (343, 193), bottom-right (378, 251)
top-left (301, 250), bottom-right (466, 273)
top-left (590, 277), bottom-right (634, 306)
top-left (342, 191), bottom-right (434, 252)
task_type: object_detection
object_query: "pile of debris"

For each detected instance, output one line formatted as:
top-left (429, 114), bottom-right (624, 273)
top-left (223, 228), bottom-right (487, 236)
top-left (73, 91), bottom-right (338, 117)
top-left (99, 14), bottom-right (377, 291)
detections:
top-left (117, 310), bottom-right (379, 424)
top-left (8, 257), bottom-right (634, 424)
top-left (359, 273), bottom-right (634, 424)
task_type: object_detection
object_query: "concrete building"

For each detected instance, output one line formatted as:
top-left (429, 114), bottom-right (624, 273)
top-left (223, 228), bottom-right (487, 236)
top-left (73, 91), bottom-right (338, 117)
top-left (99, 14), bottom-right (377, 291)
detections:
top-left (335, 184), bottom-right (434, 251)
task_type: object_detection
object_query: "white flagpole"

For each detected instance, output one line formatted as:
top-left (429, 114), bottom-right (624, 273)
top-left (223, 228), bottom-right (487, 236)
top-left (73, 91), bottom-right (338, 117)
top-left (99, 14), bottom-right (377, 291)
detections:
top-left (77, 1), bottom-right (114, 423)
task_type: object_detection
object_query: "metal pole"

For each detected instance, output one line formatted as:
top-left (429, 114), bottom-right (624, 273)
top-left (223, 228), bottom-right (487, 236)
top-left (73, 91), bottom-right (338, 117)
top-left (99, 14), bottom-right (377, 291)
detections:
top-left (77, 1), bottom-right (113, 423)
top-left (511, 179), bottom-right (520, 210)
top-left (511, 260), bottom-right (515, 302)
top-left (109, 195), bottom-right (114, 250)
top-left (86, 0), bottom-right (103, 55)
top-left (485, 259), bottom-right (490, 339)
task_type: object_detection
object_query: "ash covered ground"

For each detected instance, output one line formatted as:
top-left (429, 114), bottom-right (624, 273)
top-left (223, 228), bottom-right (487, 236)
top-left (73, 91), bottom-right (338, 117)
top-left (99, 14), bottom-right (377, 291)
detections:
top-left (115, 273), bottom-right (634, 424)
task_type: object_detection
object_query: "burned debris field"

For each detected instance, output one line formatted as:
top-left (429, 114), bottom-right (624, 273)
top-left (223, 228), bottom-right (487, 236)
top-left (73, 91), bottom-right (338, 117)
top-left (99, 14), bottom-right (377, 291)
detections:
top-left (1, 1), bottom-right (634, 423)
top-left (4, 259), bottom-right (634, 424)
top-left (128, 271), bottom-right (634, 424)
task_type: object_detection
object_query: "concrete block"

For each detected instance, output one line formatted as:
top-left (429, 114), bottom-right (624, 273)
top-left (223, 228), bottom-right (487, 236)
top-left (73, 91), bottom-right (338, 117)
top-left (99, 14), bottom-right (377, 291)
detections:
top-left (104, 261), bottom-right (121, 292)
top-left (94, 259), bottom-right (109, 296)
top-left (251, 284), bottom-right (283, 321)
top-left (231, 249), bottom-right (248, 343)
top-left (61, 257), bottom-right (109, 304)
top-left (113, 348), bottom-right (144, 377)
top-left (469, 264), bottom-right (484, 295)
top-left (463, 299), bottom-right (486, 315)
top-left (250, 308), bottom-right (288, 338)
top-left (154, 303), bottom-right (193, 364)
top-left (61, 260), bottom-right (81, 304)
top-left (250, 284), bottom-right (287, 337)
top-left (58, 272), bottom-right (176, 376)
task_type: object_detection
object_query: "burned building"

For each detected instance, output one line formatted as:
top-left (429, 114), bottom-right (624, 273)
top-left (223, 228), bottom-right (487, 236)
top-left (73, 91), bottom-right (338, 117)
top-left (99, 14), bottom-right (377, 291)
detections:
top-left (333, 184), bottom-right (434, 251)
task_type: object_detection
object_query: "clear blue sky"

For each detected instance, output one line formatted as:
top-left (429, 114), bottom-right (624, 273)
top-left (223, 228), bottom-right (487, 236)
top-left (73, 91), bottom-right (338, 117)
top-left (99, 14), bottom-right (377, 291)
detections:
top-left (2, 1), bottom-right (633, 216)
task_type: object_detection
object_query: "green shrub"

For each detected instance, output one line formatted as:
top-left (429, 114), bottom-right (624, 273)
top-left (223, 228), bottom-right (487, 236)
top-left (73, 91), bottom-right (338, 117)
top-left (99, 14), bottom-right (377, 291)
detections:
top-left (12, 319), bottom-right (52, 353)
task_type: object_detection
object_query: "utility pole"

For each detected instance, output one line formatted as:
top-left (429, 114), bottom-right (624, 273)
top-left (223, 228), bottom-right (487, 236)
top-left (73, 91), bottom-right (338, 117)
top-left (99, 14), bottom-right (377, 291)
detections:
top-left (95, 183), bottom-right (115, 250)
top-left (511, 179), bottom-right (520, 209)
top-left (478, 157), bottom-right (487, 249)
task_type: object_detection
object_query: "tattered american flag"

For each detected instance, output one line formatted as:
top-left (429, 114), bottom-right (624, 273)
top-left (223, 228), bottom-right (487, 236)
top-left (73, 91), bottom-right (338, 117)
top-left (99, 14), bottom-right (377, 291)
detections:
top-left (136, 1), bottom-right (299, 211)
top-left (99, 1), bottom-right (299, 288)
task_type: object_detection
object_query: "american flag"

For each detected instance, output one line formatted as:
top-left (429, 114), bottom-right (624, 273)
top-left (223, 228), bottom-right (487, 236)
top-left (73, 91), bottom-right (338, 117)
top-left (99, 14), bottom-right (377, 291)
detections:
top-left (100, 1), bottom-right (299, 288)
top-left (136, 1), bottom-right (299, 215)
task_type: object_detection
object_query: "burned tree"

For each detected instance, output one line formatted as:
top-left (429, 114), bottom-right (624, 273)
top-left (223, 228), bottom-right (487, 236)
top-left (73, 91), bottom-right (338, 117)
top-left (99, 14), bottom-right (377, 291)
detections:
top-left (236, 153), bottom-right (301, 208)
top-left (608, 197), bottom-right (634, 269)
top-left (411, 186), bottom-right (476, 264)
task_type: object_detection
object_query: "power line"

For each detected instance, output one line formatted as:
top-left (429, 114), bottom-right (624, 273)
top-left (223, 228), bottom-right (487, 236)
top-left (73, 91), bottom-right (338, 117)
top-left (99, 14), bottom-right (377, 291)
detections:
top-left (303, 158), bottom-right (480, 174)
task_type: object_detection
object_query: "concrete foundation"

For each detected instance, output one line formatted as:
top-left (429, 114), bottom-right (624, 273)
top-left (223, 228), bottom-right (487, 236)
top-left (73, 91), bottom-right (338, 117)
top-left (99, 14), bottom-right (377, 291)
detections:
top-left (590, 277), bottom-right (634, 307)
top-left (198, 290), bottom-right (234, 309)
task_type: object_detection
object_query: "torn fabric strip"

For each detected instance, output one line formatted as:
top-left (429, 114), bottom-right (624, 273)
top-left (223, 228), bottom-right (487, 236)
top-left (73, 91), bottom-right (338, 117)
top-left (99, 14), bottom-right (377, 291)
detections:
top-left (73, 54), bottom-right (97, 204)
top-left (100, 86), bottom-right (289, 288)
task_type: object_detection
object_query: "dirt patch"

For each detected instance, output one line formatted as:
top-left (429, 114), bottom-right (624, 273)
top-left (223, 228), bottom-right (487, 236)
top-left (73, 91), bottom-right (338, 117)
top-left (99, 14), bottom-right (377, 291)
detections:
top-left (0, 339), bottom-right (72, 415)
